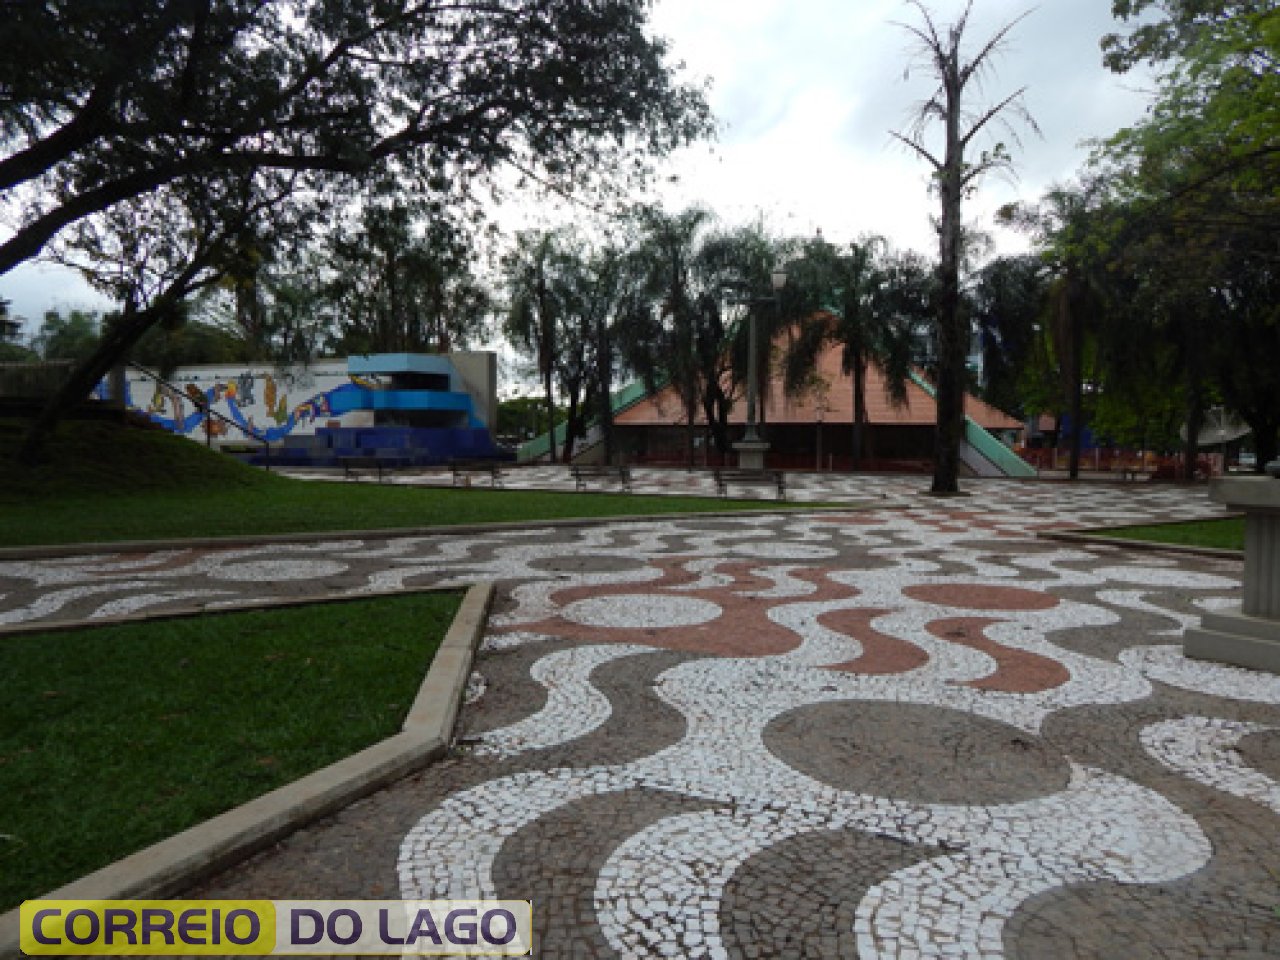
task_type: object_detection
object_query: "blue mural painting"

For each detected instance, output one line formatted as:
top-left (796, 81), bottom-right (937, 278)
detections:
top-left (104, 355), bottom-right (508, 464)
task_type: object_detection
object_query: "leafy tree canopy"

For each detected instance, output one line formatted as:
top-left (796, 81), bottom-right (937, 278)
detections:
top-left (0, 0), bottom-right (713, 277)
top-left (3, 0), bottom-right (712, 463)
top-left (32, 309), bottom-right (102, 363)
top-left (1101, 0), bottom-right (1275, 72)
top-left (1100, 1), bottom-right (1278, 233)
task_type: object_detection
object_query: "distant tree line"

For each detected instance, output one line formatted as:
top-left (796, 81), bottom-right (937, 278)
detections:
top-left (0, 0), bottom-right (712, 462)
top-left (4, 0), bottom-right (1274, 482)
top-left (976, 0), bottom-right (1279, 476)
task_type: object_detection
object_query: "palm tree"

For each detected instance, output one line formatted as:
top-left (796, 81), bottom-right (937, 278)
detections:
top-left (503, 229), bottom-right (568, 462)
top-left (1004, 183), bottom-right (1110, 480)
top-left (616, 206), bottom-right (721, 467)
top-left (780, 235), bottom-right (920, 469)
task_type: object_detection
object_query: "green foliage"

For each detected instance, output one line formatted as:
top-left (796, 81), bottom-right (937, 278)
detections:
top-left (0, 0), bottom-right (713, 278)
top-left (1089, 370), bottom-right (1186, 450)
top-left (615, 207), bottom-right (773, 462)
top-left (1102, 0), bottom-right (1275, 73)
top-left (0, 591), bottom-right (461, 908)
top-left (130, 319), bottom-right (253, 376)
top-left (0, 341), bottom-right (37, 362)
top-left (502, 228), bottom-right (575, 461)
top-left (326, 194), bottom-right (492, 356)
top-left (778, 234), bottom-right (925, 462)
top-left (497, 397), bottom-right (565, 440)
top-left (3, 0), bottom-right (713, 459)
top-left (1085, 1), bottom-right (1280, 470)
top-left (31, 309), bottom-right (101, 362)
top-left (969, 255), bottom-right (1048, 419)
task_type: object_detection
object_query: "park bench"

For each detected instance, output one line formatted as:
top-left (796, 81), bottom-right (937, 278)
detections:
top-left (450, 459), bottom-right (506, 488)
top-left (570, 464), bottom-right (633, 493)
top-left (1116, 463), bottom-right (1152, 483)
top-left (712, 468), bottom-right (786, 500)
top-left (339, 454), bottom-right (408, 482)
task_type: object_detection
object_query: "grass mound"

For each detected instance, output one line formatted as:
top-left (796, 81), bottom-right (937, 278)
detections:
top-left (0, 417), bottom-right (282, 498)
top-left (0, 417), bottom-right (789, 547)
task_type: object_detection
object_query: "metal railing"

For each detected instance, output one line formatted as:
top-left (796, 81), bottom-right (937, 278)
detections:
top-left (126, 363), bottom-right (272, 471)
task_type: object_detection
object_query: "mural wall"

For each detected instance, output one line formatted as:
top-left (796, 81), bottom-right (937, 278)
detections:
top-left (109, 362), bottom-right (370, 443)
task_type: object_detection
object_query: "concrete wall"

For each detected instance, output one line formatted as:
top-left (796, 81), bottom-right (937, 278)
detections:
top-left (449, 352), bottom-right (498, 432)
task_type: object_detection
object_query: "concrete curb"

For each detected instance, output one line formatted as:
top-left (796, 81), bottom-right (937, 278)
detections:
top-left (1037, 528), bottom-right (1243, 560)
top-left (0, 506), bottom-right (871, 561)
top-left (0, 582), bottom-right (494, 960)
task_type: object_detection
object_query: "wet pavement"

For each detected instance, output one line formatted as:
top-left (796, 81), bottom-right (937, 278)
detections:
top-left (5, 474), bottom-right (1278, 958)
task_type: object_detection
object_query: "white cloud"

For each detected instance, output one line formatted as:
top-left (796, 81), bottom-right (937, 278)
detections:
top-left (1, 0), bottom-right (1154, 333)
top-left (647, 0), bottom-right (1153, 256)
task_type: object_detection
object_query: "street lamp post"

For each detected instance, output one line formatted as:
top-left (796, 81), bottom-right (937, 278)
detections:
top-left (735, 266), bottom-right (787, 470)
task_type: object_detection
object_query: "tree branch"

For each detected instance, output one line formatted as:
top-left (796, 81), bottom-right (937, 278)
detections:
top-left (960, 86), bottom-right (1033, 149)
top-left (889, 131), bottom-right (943, 171)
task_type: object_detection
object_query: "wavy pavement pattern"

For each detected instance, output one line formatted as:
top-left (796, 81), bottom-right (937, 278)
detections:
top-left (0, 482), bottom-right (1253, 957)
top-left (397, 504), bottom-right (1245, 958)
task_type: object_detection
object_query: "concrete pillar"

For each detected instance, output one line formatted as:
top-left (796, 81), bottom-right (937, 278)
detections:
top-left (1185, 476), bottom-right (1280, 674)
top-left (1243, 511), bottom-right (1280, 618)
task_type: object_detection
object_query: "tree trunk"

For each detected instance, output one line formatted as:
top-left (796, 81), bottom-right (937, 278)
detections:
top-left (683, 383), bottom-right (697, 469)
top-left (931, 289), bottom-right (966, 494)
top-left (1253, 418), bottom-right (1278, 475)
top-left (596, 323), bottom-right (615, 466)
top-left (702, 385), bottom-right (731, 456)
top-left (714, 399), bottom-right (729, 459)
top-left (17, 305), bottom-right (156, 463)
top-left (1067, 285), bottom-right (1084, 481)
top-left (852, 355), bottom-right (867, 469)
top-left (1181, 309), bottom-right (1204, 481)
top-left (931, 64), bottom-right (965, 495)
top-left (561, 385), bottom-right (582, 464)
top-left (543, 368), bottom-right (557, 465)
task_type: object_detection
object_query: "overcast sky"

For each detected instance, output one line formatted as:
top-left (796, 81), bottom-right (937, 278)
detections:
top-left (0, 0), bottom-right (1153, 334)
top-left (644, 0), bottom-right (1153, 252)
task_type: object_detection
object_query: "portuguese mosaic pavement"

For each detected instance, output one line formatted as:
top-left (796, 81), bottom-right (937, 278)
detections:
top-left (6, 475), bottom-right (1280, 957)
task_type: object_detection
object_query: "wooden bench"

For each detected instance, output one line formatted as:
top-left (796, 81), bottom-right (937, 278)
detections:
top-left (570, 464), bottom-right (633, 493)
top-left (713, 468), bottom-right (786, 499)
top-left (450, 459), bottom-right (506, 488)
top-left (1117, 464), bottom-right (1152, 483)
top-left (338, 455), bottom-right (407, 482)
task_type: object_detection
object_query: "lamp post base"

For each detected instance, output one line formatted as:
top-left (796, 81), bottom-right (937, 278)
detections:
top-left (733, 439), bottom-right (770, 471)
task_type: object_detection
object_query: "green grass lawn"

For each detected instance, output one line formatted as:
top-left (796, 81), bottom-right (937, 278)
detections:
top-left (0, 419), bottom-right (786, 547)
top-left (1100, 517), bottom-right (1245, 551)
top-left (0, 590), bottom-right (461, 911)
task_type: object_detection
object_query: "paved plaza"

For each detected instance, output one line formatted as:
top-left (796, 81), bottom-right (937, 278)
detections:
top-left (4, 475), bottom-right (1279, 958)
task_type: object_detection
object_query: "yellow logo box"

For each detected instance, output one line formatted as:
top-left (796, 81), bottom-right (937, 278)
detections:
top-left (21, 900), bottom-right (533, 956)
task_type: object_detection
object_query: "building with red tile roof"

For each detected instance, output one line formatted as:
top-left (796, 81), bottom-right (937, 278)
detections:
top-left (613, 338), bottom-right (1025, 472)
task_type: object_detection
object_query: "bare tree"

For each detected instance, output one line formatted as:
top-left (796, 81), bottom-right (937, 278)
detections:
top-left (892, 0), bottom-right (1037, 493)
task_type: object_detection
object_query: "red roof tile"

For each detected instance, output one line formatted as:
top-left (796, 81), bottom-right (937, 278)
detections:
top-left (616, 337), bottom-right (1022, 432)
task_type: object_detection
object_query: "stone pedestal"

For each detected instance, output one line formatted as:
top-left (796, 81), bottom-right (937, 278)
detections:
top-left (1184, 476), bottom-right (1280, 674)
top-left (733, 439), bottom-right (770, 471)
